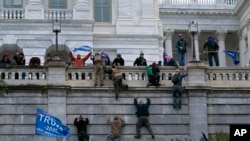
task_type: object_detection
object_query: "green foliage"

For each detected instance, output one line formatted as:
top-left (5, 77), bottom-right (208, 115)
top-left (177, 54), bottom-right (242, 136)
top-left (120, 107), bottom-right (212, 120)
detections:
top-left (0, 79), bottom-right (9, 96)
top-left (200, 132), bottom-right (229, 141)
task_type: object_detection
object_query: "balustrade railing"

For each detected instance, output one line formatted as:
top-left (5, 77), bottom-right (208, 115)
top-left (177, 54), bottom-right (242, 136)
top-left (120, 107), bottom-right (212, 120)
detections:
top-left (1, 66), bottom-right (250, 88)
top-left (1, 8), bottom-right (24, 19)
top-left (44, 9), bottom-right (72, 20)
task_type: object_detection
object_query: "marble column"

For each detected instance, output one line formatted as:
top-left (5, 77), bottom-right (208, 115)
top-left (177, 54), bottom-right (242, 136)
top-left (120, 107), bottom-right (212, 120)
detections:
top-left (25, 0), bottom-right (44, 19)
top-left (142, 0), bottom-right (154, 18)
top-left (194, 34), bottom-right (200, 61)
top-left (238, 32), bottom-right (244, 67)
top-left (73, 0), bottom-right (91, 19)
top-left (118, 0), bottom-right (132, 18)
top-left (164, 28), bottom-right (174, 56)
top-left (216, 31), bottom-right (227, 67)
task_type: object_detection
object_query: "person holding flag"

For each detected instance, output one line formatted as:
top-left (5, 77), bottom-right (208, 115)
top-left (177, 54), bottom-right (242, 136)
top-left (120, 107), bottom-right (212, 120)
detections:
top-left (203, 36), bottom-right (220, 66)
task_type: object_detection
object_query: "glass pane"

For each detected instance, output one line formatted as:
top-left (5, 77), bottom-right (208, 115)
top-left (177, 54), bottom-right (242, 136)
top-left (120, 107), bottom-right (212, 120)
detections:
top-left (94, 0), bottom-right (101, 5)
top-left (4, 0), bottom-right (22, 8)
top-left (50, 0), bottom-right (66, 9)
top-left (103, 7), bottom-right (110, 22)
top-left (94, 7), bottom-right (101, 22)
top-left (103, 0), bottom-right (110, 5)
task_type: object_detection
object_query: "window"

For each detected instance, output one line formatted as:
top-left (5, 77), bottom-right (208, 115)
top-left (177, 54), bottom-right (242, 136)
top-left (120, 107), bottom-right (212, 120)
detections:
top-left (49, 0), bottom-right (67, 9)
top-left (4, 0), bottom-right (22, 8)
top-left (94, 0), bottom-right (111, 22)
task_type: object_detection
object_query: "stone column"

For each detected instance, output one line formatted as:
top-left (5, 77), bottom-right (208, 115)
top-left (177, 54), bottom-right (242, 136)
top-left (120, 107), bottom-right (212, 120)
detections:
top-left (73, 0), bottom-right (91, 19)
top-left (238, 32), bottom-right (244, 67)
top-left (164, 28), bottom-right (174, 56)
top-left (118, 0), bottom-right (132, 18)
top-left (186, 63), bottom-right (209, 141)
top-left (142, 0), bottom-right (154, 18)
top-left (216, 31), bottom-right (227, 67)
top-left (25, 0), bottom-right (44, 19)
top-left (194, 34), bottom-right (200, 61)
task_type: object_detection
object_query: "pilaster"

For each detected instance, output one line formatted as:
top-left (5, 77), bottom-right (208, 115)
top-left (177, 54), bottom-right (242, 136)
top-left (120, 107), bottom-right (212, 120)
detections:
top-left (216, 30), bottom-right (227, 67)
top-left (186, 64), bottom-right (209, 141)
top-left (25, 0), bottom-right (44, 19)
top-left (73, 0), bottom-right (92, 20)
top-left (194, 34), bottom-right (200, 61)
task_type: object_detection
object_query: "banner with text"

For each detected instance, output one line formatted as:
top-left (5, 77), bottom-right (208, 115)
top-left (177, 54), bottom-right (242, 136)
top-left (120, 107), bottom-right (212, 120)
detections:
top-left (35, 108), bottom-right (71, 137)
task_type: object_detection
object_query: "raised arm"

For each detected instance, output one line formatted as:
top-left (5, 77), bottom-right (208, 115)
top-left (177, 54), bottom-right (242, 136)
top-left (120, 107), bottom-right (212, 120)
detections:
top-left (82, 52), bottom-right (92, 62)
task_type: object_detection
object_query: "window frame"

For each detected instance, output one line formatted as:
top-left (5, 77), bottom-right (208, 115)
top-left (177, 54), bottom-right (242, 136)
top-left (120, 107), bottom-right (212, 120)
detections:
top-left (94, 0), bottom-right (112, 23)
top-left (4, 0), bottom-right (23, 8)
top-left (49, 0), bottom-right (67, 9)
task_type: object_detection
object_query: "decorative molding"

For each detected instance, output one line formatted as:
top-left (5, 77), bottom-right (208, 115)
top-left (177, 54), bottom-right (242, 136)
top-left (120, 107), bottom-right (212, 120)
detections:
top-left (0, 25), bottom-right (92, 32)
top-left (94, 39), bottom-right (157, 46)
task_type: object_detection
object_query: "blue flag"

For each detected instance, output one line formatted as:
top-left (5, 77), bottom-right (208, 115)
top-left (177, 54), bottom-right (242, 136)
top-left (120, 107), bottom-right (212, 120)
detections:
top-left (35, 108), bottom-right (71, 137)
top-left (99, 51), bottom-right (110, 65)
top-left (72, 45), bottom-right (92, 53)
top-left (224, 50), bottom-right (240, 65)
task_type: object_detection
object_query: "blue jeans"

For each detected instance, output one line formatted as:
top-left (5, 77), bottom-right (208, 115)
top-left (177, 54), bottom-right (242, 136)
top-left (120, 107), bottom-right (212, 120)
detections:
top-left (107, 134), bottom-right (120, 141)
top-left (173, 85), bottom-right (182, 106)
top-left (208, 52), bottom-right (219, 66)
top-left (178, 52), bottom-right (185, 66)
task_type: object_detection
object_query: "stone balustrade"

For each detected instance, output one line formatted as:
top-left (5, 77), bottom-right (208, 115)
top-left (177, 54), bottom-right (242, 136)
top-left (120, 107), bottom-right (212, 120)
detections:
top-left (1, 65), bottom-right (250, 89)
top-left (1, 8), bottom-right (24, 19)
top-left (44, 9), bottom-right (72, 20)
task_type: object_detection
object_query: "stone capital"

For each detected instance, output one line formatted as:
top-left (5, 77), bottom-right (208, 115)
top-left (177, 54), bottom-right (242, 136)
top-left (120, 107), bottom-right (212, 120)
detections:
top-left (216, 30), bottom-right (227, 41)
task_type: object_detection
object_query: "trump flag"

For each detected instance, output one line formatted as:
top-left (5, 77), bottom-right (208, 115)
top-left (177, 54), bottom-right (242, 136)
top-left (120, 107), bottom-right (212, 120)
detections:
top-left (35, 108), bottom-right (71, 137)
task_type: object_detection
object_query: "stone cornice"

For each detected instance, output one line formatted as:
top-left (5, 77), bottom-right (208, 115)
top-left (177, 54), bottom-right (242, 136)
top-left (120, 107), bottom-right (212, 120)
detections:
top-left (160, 9), bottom-right (235, 16)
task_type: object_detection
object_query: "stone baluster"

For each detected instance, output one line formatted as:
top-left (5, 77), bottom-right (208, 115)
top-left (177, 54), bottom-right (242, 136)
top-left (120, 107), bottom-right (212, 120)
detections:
top-left (216, 30), bottom-right (227, 67)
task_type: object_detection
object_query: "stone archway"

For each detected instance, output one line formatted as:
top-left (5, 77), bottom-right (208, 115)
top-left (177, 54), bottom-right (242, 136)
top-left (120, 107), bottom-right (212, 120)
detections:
top-left (45, 44), bottom-right (70, 64)
top-left (0, 44), bottom-right (24, 65)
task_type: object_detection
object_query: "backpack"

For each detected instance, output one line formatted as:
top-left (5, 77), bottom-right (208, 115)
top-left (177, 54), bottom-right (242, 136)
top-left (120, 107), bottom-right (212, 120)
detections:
top-left (172, 73), bottom-right (180, 84)
top-left (207, 38), bottom-right (215, 47)
top-left (146, 66), bottom-right (153, 77)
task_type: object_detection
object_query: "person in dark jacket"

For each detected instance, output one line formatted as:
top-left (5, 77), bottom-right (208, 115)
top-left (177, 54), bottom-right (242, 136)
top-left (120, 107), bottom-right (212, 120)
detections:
top-left (112, 54), bottom-right (124, 66)
top-left (13, 52), bottom-right (25, 65)
top-left (134, 97), bottom-right (154, 139)
top-left (74, 115), bottom-right (89, 141)
top-left (29, 53), bottom-right (40, 67)
top-left (172, 68), bottom-right (188, 109)
top-left (0, 54), bottom-right (11, 67)
top-left (203, 36), bottom-right (220, 66)
top-left (148, 62), bottom-right (160, 87)
top-left (133, 52), bottom-right (147, 66)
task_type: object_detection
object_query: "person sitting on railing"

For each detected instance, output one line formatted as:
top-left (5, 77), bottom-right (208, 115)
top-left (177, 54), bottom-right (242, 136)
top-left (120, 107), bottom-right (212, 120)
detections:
top-left (13, 52), bottom-right (25, 65)
top-left (112, 54), bottom-right (126, 80)
top-left (69, 51), bottom-right (92, 67)
top-left (29, 53), bottom-right (41, 67)
top-left (163, 53), bottom-right (178, 67)
top-left (0, 54), bottom-right (11, 67)
top-left (147, 62), bottom-right (160, 87)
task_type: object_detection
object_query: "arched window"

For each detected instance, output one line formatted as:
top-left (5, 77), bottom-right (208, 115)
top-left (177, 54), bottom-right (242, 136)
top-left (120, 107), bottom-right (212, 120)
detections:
top-left (94, 0), bottom-right (111, 22)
